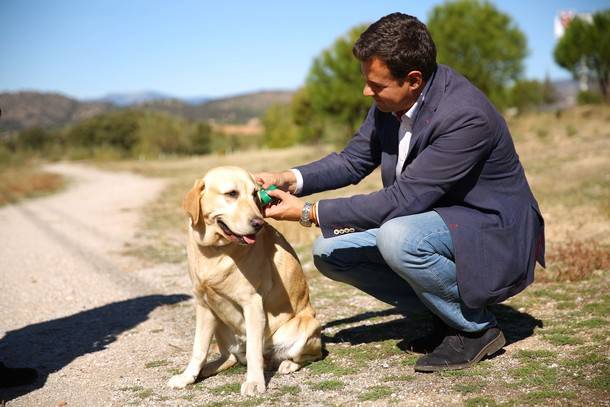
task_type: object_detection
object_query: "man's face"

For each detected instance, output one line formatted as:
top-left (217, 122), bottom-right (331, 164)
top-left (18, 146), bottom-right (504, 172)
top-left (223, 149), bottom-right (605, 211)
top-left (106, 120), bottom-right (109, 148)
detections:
top-left (361, 57), bottom-right (422, 113)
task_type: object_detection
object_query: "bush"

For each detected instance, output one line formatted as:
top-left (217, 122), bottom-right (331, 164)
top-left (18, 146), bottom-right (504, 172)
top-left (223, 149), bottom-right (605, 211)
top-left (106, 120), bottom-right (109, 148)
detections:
top-left (66, 110), bottom-right (140, 154)
top-left (577, 90), bottom-right (603, 105)
top-left (262, 103), bottom-right (299, 148)
top-left (133, 111), bottom-right (191, 157)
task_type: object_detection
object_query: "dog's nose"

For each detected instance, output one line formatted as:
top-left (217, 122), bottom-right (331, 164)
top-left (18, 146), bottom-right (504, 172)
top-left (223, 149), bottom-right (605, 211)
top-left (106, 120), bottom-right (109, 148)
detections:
top-left (250, 217), bottom-right (265, 230)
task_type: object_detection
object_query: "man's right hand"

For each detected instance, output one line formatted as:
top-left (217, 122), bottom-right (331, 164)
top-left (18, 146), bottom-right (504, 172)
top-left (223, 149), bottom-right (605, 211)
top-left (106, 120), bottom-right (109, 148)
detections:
top-left (254, 171), bottom-right (297, 193)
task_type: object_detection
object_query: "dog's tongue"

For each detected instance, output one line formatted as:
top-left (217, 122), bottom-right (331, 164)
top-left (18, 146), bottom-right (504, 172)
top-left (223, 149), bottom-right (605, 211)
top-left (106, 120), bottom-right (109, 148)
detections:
top-left (242, 234), bottom-right (257, 245)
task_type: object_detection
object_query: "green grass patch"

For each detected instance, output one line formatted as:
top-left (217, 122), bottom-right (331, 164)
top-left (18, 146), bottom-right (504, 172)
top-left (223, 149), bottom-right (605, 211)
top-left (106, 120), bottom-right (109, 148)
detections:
top-left (309, 379), bottom-right (344, 391)
top-left (515, 349), bottom-right (557, 360)
top-left (135, 388), bottom-right (153, 399)
top-left (306, 358), bottom-right (357, 376)
top-left (464, 396), bottom-right (497, 407)
top-left (561, 351), bottom-right (607, 368)
top-left (358, 385), bottom-right (394, 401)
top-left (586, 366), bottom-right (610, 390)
top-left (277, 385), bottom-right (300, 395)
top-left (575, 318), bottom-right (607, 328)
top-left (542, 333), bottom-right (583, 346)
top-left (510, 364), bottom-right (558, 387)
top-left (209, 382), bottom-right (241, 395)
top-left (583, 299), bottom-right (610, 316)
top-left (520, 390), bottom-right (576, 404)
top-left (400, 353), bottom-right (420, 366)
top-left (144, 359), bottom-right (170, 368)
top-left (221, 364), bottom-right (247, 376)
top-left (453, 383), bottom-right (486, 394)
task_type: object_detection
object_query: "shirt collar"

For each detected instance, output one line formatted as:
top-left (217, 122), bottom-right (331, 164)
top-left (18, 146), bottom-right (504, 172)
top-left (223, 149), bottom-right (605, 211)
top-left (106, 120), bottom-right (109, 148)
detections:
top-left (393, 79), bottom-right (431, 122)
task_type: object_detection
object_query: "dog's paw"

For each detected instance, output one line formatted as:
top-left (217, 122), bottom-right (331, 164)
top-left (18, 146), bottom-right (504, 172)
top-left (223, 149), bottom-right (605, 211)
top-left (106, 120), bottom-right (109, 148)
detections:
top-left (167, 373), bottom-right (195, 389)
top-left (277, 360), bottom-right (301, 374)
top-left (240, 380), bottom-right (266, 395)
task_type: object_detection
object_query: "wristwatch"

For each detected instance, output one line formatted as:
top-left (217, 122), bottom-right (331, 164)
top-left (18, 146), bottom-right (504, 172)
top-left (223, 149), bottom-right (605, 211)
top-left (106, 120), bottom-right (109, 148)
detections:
top-left (300, 202), bottom-right (313, 227)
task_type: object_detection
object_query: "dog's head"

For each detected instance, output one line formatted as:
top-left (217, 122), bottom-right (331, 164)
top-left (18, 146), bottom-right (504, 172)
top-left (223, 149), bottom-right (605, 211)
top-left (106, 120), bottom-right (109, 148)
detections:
top-left (182, 166), bottom-right (265, 247)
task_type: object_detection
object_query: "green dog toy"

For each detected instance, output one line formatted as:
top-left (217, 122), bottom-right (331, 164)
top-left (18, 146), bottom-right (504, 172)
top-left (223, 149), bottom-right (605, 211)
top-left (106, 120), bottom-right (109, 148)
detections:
top-left (258, 184), bottom-right (278, 206)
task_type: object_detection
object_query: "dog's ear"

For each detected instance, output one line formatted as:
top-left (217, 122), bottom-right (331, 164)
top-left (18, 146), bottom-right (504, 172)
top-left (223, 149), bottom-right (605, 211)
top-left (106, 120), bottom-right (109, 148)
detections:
top-left (183, 178), bottom-right (205, 226)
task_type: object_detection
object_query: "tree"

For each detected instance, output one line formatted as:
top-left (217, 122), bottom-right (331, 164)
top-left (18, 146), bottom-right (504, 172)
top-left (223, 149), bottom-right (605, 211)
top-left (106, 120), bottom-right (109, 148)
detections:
top-left (303, 24), bottom-right (371, 145)
top-left (427, 0), bottom-right (527, 109)
top-left (554, 9), bottom-right (610, 101)
top-left (261, 103), bottom-right (298, 148)
top-left (190, 122), bottom-right (213, 155)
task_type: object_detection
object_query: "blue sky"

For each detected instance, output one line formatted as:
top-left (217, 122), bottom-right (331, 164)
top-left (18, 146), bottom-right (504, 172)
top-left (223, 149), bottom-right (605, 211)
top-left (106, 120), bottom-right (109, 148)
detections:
top-left (1, 0), bottom-right (607, 100)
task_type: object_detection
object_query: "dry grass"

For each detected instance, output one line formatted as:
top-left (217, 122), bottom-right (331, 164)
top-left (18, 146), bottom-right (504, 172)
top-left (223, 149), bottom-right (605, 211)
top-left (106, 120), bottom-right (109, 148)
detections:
top-left (0, 164), bottom-right (64, 206)
top-left (537, 239), bottom-right (610, 282)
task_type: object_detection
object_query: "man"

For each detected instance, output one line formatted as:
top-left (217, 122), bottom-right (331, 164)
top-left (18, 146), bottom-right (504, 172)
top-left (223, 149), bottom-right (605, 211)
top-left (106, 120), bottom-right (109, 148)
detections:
top-left (255, 13), bottom-right (545, 372)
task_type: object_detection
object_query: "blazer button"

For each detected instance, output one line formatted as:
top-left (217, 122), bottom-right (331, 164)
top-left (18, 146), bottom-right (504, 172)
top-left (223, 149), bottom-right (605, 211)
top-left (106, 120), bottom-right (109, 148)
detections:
top-left (333, 229), bottom-right (340, 235)
top-left (349, 228), bottom-right (355, 233)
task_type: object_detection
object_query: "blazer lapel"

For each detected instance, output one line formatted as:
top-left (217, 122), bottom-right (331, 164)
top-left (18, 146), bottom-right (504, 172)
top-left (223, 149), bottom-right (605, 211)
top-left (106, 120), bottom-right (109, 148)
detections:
top-left (407, 65), bottom-right (448, 160)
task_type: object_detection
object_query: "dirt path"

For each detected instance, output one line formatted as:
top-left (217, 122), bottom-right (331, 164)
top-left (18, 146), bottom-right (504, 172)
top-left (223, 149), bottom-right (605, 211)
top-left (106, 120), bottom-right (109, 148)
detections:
top-left (0, 163), bottom-right (191, 406)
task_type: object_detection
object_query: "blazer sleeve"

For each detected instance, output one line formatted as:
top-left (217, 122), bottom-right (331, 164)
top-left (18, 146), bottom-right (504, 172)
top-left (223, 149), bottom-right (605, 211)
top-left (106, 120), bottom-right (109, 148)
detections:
top-left (316, 110), bottom-right (494, 237)
top-left (294, 105), bottom-right (381, 196)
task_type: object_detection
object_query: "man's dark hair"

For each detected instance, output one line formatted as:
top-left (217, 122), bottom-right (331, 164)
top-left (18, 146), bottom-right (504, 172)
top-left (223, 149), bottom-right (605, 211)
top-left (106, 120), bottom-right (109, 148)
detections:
top-left (353, 13), bottom-right (437, 81)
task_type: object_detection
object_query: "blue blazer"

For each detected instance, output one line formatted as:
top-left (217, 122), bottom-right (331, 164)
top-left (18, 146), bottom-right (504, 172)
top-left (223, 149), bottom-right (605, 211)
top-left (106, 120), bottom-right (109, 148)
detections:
top-left (295, 64), bottom-right (545, 308)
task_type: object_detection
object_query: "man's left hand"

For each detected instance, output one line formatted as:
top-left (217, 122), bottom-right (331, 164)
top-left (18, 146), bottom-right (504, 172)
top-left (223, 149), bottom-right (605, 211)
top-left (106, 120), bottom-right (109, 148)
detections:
top-left (261, 188), bottom-right (304, 222)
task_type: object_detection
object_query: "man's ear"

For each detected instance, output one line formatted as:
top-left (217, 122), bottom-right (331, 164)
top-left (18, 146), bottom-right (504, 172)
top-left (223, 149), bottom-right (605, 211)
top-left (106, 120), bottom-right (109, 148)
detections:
top-left (182, 178), bottom-right (205, 226)
top-left (406, 70), bottom-right (424, 90)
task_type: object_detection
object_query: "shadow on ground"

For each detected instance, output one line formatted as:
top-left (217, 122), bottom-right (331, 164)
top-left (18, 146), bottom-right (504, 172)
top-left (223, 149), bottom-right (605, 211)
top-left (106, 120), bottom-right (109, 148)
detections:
top-left (0, 294), bottom-right (189, 402)
top-left (321, 304), bottom-right (543, 353)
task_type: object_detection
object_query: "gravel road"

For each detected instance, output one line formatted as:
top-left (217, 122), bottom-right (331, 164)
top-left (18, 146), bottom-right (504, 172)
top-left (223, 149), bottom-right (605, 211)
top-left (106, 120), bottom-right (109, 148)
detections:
top-left (0, 163), bottom-right (192, 406)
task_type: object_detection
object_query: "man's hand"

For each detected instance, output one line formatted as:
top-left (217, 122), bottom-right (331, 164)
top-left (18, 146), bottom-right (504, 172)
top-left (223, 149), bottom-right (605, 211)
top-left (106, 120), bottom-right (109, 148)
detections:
top-left (261, 188), bottom-right (304, 222)
top-left (254, 171), bottom-right (297, 193)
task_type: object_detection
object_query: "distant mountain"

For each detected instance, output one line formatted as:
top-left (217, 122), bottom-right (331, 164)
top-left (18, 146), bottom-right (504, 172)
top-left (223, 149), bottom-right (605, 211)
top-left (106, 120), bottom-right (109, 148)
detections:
top-left (95, 91), bottom-right (176, 106)
top-left (0, 89), bottom-right (293, 133)
top-left (0, 91), bottom-right (114, 133)
top-left (140, 90), bottom-right (293, 123)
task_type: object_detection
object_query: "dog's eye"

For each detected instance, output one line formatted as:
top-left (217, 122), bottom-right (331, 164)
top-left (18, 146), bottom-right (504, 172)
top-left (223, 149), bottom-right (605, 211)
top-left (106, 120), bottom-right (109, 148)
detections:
top-left (224, 190), bottom-right (239, 199)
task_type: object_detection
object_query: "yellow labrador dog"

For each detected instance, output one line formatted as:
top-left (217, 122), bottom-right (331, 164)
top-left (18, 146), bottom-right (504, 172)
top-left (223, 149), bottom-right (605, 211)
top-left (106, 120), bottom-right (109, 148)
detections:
top-left (168, 166), bottom-right (322, 395)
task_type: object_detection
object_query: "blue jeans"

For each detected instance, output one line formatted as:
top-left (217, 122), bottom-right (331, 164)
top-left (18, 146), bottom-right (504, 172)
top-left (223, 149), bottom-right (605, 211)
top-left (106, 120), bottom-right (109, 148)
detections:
top-left (312, 211), bottom-right (496, 332)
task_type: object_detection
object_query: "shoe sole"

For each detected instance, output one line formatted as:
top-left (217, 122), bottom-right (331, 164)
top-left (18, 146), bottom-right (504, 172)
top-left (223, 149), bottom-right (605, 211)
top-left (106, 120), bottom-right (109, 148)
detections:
top-left (414, 331), bottom-right (506, 372)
